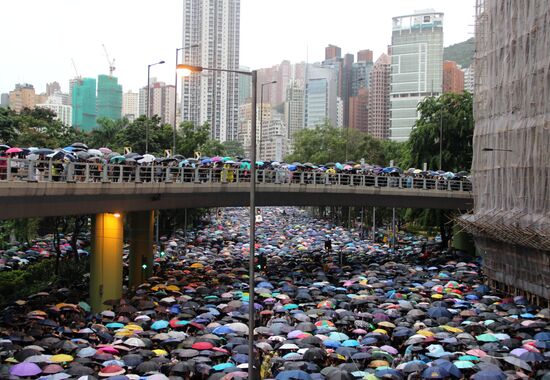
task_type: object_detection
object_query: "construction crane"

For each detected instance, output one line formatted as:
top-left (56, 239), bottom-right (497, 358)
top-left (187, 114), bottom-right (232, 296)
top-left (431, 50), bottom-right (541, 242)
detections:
top-left (71, 58), bottom-right (83, 84)
top-left (102, 44), bottom-right (116, 76)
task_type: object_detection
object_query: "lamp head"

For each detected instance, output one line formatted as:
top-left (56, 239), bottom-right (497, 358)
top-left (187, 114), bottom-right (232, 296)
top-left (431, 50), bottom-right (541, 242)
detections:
top-left (177, 64), bottom-right (203, 77)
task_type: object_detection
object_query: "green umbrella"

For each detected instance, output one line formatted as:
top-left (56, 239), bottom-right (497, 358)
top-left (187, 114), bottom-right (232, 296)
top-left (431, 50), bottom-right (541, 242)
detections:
top-left (476, 333), bottom-right (498, 342)
top-left (109, 155), bottom-right (126, 164)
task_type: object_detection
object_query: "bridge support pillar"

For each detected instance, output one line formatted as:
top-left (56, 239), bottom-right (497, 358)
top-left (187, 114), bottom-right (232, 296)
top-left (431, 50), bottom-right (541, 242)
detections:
top-left (128, 210), bottom-right (154, 289)
top-left (90, 212), bottom-right (124, 313)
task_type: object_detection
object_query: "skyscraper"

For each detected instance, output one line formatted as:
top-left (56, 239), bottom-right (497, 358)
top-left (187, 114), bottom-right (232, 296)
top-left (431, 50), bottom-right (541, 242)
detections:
top-left (442, 60), bottom-right (465, 93)
top-left (97, 75), bottom-right (122, 121)
top-left (46, 82), bottom-right (61, 96)
top-left (143, 80), bottom-right (176, 125)
top-left (9, 83), bottom-right (36, 112)
top-left (368, 53), bottom-right (391, 139)
top-left (181, 0), bottom-right (240, 142)
top-left (122, 90), bottom-right (140, 121)
top-left (72, 78), bottom-right (97, 131)
top-left (305, 64), bottom-right (338, 129)
top-left (389, 10), bottom-right (444, 141)
top-left (284, 80), bottom-right (305, 150)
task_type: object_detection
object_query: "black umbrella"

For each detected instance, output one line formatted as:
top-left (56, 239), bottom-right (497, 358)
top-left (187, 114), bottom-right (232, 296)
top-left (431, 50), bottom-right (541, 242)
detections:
top-left (71, 142), bottom-right (89, 149)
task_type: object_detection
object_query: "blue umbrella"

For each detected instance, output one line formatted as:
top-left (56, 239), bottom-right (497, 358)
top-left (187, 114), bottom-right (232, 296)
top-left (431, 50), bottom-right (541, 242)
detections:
top-left (422, 366), bottom-right (449, 379)
top-left (213, 363), bottom-right (235, 371)
top-left (105, 322), bottom-right (125, 329)
top-left (376, 368), bottom-right (404, 379)
top-left (534, 332), bottom-right (550, 341)
top-left (276, 370), bottom-right (313, 380)
top-left (151, 320), bottom-right (169, 330)
top-left (471, 370), bottom-right (506, 380)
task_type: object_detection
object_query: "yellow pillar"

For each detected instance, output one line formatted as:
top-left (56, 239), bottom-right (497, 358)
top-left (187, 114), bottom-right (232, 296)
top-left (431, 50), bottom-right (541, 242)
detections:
top-left (128, 210), bottom-right (154, 289)
top-left (90, 213), bottom-right (124, 313)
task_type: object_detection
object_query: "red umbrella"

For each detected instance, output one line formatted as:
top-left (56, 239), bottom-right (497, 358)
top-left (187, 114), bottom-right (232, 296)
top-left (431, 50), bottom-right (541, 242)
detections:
top-left (192, 341), bottom-right (215, 350)
top-left (5, 147), bottom-right (23, 154)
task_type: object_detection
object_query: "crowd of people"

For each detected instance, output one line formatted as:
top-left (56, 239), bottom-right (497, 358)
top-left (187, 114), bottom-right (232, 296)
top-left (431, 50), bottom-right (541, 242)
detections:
top-left (0, 143), bottom-right (471, 190)
top-left (0, 207), bottom-right (548, 379)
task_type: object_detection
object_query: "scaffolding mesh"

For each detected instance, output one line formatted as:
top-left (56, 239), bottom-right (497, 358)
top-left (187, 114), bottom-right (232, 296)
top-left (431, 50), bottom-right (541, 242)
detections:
top-left (463, 0), bottom-right (550, 252)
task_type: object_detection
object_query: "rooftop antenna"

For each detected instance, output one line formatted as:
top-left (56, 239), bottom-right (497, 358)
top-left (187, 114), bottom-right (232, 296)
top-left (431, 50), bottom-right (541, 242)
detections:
top-left (102, 44), bottom-right (116, 76)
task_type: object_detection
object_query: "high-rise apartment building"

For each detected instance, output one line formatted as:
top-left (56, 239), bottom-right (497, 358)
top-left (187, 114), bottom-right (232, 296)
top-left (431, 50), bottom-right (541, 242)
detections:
top-left (122, 90), bottom-right (140, 121)
top-left (144, 81), bottom-right (176, 125)
top-left (325, 44), bottom-right (342, 60)
top-left (72, 78), bottom-right (97, 131)
top-left (46, 82), bottom-right (61, 96)
top-left (97, 75), bottom-right (122, 121)
top-left (389, 10), bottom-right (444, 141)
top-left (284, 81), bottom-right (305, 150)
top-left (305, 64), bottom-right (339, 129)
top-left (463, 66), bottom-right (474, 93)
top-left (349, 87), bottom-right (369, 132)
top-left (9, 83), bottom-right (36, 112)
top-left (262, 118), bottom-right (288, 162)
top-left (368, 53), bottom-right (391, 139)
top-left (36, 102), bottom-right (72, 127)
top-left (442, 60), bottom-right (464, 93)
top-left (357, 49), bottom-right (374, 63)
top-left (0, 94), bottom-right (9, 108)
top-left (181, 0), bottom-right (240, 142)
top-left (238, 66), bottom-right (252, 105)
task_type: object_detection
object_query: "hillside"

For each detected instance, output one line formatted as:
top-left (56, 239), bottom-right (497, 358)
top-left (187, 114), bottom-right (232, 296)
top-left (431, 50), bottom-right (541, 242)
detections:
top-left (444, 37), bottom-right (475, 68)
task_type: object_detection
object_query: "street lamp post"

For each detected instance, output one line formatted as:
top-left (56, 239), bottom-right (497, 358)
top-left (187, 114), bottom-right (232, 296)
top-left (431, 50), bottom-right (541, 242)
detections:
top-left (173, 45), bottom-right (199, 155)
top-left (439, 105), bottom-right (443, 170)
top-left (259, 80), bottom-right (277, 160)
top-left (146, 60), bottom-right (165, 154)
top-left (177, 64), bottom-right (258, 379)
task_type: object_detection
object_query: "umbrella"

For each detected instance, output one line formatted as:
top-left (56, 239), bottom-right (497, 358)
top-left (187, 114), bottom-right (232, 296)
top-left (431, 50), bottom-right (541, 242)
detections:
top-left (10, 362), bottom-right (42, 377)
top-left (503, 356), bottom-right (532, 371)
top-left (422, 366), bottom-right (449, 379)
top-left (6, 147), bottom-right (23, 154)
top-left (471, 370), bottom-right (506, 380)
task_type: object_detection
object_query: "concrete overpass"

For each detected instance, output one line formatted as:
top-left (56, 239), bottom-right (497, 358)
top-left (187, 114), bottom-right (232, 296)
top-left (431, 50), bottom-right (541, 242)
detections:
top-left (0, 159), bottom-right (473, 311)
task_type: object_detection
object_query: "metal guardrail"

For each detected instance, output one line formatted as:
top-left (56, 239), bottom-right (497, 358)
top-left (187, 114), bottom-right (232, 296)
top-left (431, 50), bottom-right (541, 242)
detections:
top-left (0, 158), bottom-right (472, 192)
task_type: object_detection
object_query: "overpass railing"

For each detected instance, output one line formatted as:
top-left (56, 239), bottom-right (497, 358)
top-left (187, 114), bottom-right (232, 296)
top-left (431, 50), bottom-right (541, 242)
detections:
top-left (0, 158), bottom-right (472, 192)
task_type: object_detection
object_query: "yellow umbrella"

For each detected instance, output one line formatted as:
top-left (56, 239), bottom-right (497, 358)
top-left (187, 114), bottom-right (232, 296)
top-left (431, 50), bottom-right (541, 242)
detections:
top-left (152, 349), bottom-right (168, 356)
top-left (190, 262), bottom-right (204, 269)
top-left (431, 294), bottom-right (443, 299)
top-left (368, 360), bottom-right (389, 368)
top-left (125, 324), bottom-right (143, 331)
top-left (50, 354), bottom-right (74, 363)
top-left (115, 330), bottom-right (134, 337)
top-left (165, 285), bottom-right (180, 292)
top-left (441, 325), bottom-right (463, 333)
top-left (378, 321), bottom-right (396, 329)
top-left (373, 328), bottom-right (388, 335)
top-left (417, 329), bottom-right (434, 337)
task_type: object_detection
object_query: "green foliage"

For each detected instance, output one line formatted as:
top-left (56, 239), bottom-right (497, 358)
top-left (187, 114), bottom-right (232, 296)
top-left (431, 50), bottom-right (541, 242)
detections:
top-left (176, 122), bottom-right (211, 157)
top-left (286, 122), bottom-right (407, 166)
top-left (408, 91), bottom-right (474, 172)
top-left (0, 218), bottom-right (40, 247)
top-left (0, 258), bottom-right (89, 307)
top-left (0, 108), bottom-right (19, 143)
top-left (221, 140), bottom-right (245, 157)
top-left (89, 117), bottom-right (127, 149)
top-left (444, 37), bottom-right (475, 68)
top-left (10, 108), bottom-right (86, 148)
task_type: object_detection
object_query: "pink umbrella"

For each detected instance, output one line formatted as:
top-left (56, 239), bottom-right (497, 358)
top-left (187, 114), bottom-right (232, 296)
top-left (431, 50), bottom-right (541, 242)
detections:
top-left (99, 147), bottom-right (112, 154)
top-left (466, 348), bottom-right (487, 357)
top-left (5, 147), bottom-right (23, 154)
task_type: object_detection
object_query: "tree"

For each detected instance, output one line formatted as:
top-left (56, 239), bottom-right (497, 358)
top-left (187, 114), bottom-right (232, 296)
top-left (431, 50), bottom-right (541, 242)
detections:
top-left (3, 107), bottom-right (88, 148)
top-left (221, 140), bottom-right (245, 157)
top-left (0, 108), bottom-right (19, 143)
top-left (176, 122), bottom-right (211, 158)
top-left (408, 92), bottom-right (474, 172)
top-left (286, 122), bottom-right (394, 166)
top-left (89, 117), bottom-right (127, 149)
top-left (117, 115), bottom-right (172, 155)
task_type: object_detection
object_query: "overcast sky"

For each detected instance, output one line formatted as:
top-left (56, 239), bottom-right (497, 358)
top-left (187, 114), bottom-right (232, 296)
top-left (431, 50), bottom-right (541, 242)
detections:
top-left (1, 0), bottom-right (475, 95)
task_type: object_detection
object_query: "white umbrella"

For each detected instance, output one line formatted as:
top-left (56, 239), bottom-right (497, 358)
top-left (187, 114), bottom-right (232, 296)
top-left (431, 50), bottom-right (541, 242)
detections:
top-left (87, 149), bottom-right (103, 157)
top-left (138, 154), bottom-right (156, 164)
